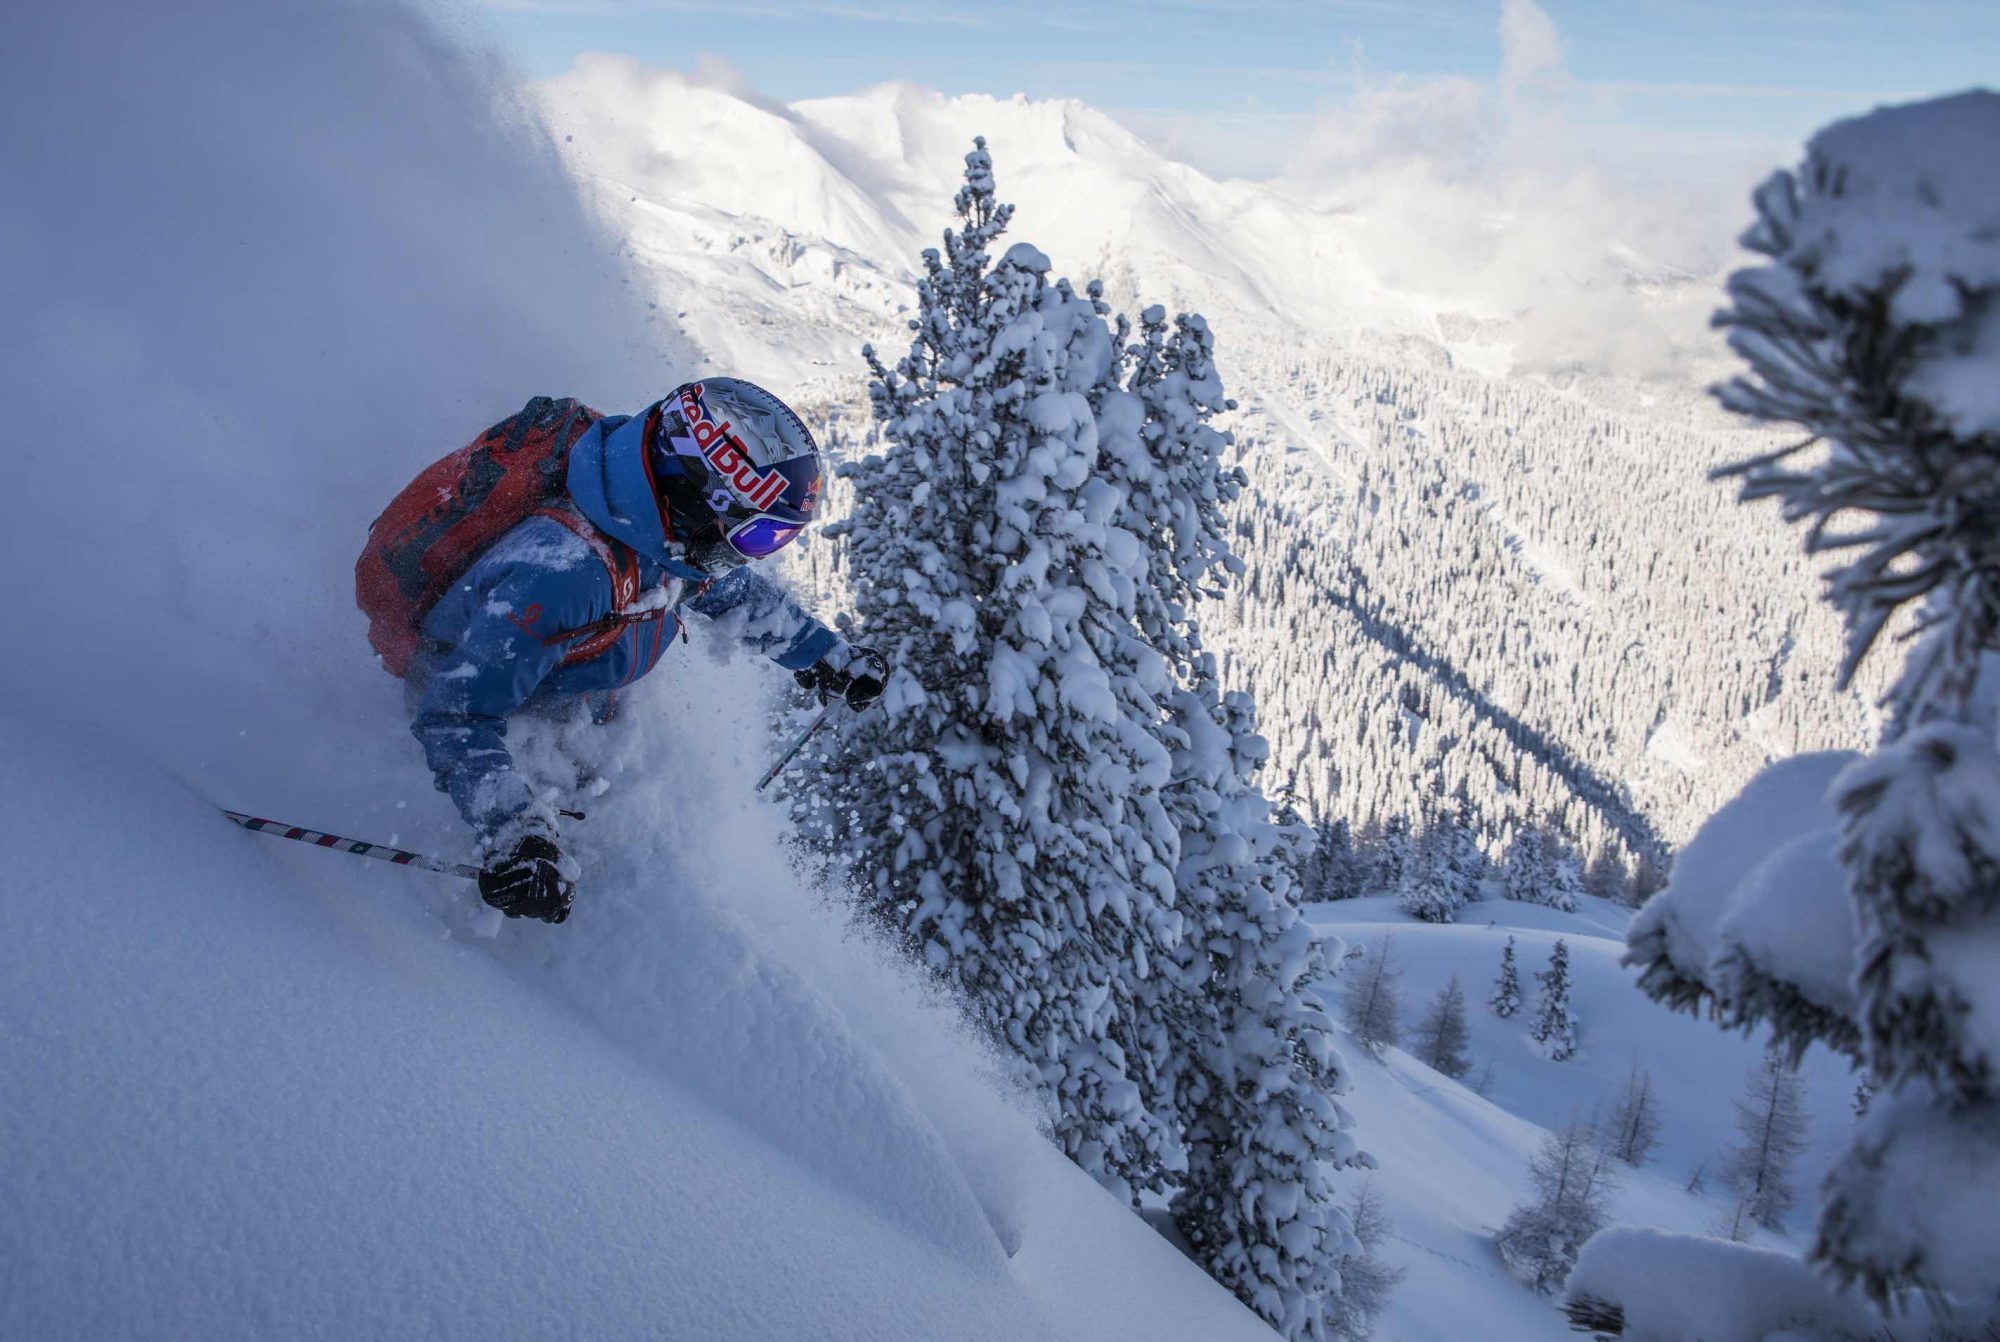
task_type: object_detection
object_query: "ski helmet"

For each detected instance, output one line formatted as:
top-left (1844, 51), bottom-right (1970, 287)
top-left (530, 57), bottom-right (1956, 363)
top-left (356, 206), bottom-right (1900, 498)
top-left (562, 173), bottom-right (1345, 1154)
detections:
top-left (649, 377), bottom-right (823, 571)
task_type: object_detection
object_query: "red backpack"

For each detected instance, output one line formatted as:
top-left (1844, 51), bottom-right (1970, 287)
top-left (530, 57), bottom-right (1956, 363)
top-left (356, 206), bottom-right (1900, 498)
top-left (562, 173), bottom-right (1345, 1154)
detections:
top-left (355, 396), bottom-right (651, 677)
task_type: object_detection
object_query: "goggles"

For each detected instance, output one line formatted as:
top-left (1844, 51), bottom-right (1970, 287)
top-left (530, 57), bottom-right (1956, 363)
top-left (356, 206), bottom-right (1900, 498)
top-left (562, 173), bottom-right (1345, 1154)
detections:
top-left (722, 511), bottom-right (806, 560)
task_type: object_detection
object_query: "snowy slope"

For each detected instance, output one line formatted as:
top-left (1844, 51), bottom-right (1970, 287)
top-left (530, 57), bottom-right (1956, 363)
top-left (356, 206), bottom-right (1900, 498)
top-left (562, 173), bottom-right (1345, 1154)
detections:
top-left (1, 707), bottom-right (1283, 1342)
top-left (0, 6), bottom-right (1291, 1338)
top-left (1308, 896), bottom-right (1858, 1342)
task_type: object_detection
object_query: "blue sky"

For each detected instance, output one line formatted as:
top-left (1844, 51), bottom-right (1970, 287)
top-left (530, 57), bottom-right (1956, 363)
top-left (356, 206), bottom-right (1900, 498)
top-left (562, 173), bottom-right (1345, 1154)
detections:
top-left (474, 0), bottom-right (1998, 175)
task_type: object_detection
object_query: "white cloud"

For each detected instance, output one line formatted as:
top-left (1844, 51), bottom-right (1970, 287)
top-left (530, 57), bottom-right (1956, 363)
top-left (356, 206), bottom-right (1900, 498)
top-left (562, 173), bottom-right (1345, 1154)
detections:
top-left (1499, 0), bottom-right (1565, 99)
top-left (1271, 0), bottom-right (1786, 377)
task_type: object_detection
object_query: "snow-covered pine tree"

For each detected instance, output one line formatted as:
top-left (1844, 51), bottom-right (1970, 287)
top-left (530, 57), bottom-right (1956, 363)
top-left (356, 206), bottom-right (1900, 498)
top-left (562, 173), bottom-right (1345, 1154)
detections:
top-left (803, 138), bottom-right (1182, 1199)
top-left (1502, 823), bottom-right (1552, 906)
top-left (1505, 822), bottom-right (1581, 912)
top-left (1592, 93), bottom-right (2000, 1326)
top-left (1583, 841), bottom-right (1630, 904)
top-left (1413, 975), bottom-right (1472, 1079)
top-left (1163, 688), bottom-right (1368, 1341)
top-left (1340, 937), bottom-right (1403, 1061)
top-left (1446, 803), bottom-right (1490, 903)
top-left (1318, 817), bottom-right (1363, 901)
top-left (1544, 840), bottom-right (1576, 912)
top-left (1721, 1053), bottom-right (1811, 1239)
top-left (1530, 939), bottom-right (1578, 1061)
top-left (1060, 196), bottom-right (1372, 1338)
top-left (1398, 826), bottom-right (1463, 923)
top-left (1629, 848), bottom-right (1671, 904)
top-left (1496, 1112), bottom-right (1617, 1294)
top-left (1324, 1179), bottom-right (1407, 1342)
top-left (1545, 841), bottom-right (1587, 914)
top-left (1271, 788), bottom-right (1324, 900)
top-left (1604, 1059), bottom-right (1663, 1168)
top-left (1398, 863), bottom-right (1460, 923)
top-left (1711, 93), bottom-right (2000, 728)
top-left (1372, 815), bottom-right (1413, 893)
top-left (1814, 726), bottom-right (2000, 1302)
top-left (1491, 935), bottom-right (1522, 1018)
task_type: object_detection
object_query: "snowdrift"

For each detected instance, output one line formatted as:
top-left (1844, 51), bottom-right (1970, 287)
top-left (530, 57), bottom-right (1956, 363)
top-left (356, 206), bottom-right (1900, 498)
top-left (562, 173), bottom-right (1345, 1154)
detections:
top-left (1306, 896), bottom-right (1861, 1342)
top-left (0, 5), bottom-right (1281, 1339)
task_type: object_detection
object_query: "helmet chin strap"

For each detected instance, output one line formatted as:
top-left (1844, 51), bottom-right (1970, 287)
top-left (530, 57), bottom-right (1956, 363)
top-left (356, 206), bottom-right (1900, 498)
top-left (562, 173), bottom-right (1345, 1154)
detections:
top-left (683, 529), bottom-right (745, 573)
top-left (653, 452), bottom-right (717, 548)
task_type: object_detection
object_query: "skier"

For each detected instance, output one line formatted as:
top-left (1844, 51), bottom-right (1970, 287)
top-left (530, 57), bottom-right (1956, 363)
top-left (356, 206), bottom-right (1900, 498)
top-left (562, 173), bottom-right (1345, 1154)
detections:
top-left (357, 378), bottom-right (885, 924)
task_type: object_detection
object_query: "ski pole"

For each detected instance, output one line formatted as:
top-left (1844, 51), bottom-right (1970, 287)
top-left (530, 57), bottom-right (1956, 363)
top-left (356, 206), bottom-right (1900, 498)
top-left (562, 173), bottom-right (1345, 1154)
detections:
top-left (757, 650), bottom-right (891, 793)
top-left (756, 703), bottom-right (838, 792)
top-left (221, 809), bottom-right (482, 880)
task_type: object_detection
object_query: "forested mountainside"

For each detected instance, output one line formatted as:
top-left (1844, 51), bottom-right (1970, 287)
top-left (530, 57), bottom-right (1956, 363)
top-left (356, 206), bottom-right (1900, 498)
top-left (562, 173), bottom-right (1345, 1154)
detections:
top-left (1210, 341), bottom-right (1883, 872)
top-left (779, 335), bottom-right (1879, 889)
top-left (542, 68), bottom-right (1880, 880)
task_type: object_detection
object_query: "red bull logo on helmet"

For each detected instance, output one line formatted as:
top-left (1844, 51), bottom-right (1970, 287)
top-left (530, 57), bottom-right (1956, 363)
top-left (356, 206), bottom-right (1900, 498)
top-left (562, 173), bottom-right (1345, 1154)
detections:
top-left (678, 382), bottom-right (788, 512)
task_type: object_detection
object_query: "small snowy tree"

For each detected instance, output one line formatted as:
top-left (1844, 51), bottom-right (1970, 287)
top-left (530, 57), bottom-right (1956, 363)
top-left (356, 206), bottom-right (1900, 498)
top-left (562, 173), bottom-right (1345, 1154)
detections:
top-left (1583, 841), bottom-right (1630, 904)
top-left (1604, 1059), bottom-right (1664, 1168)
top-left (1340, 937), bottom-right (1404, 1061)
top-left (1402, 810), bottom-right (1477, 922)
top-left (1325, 1179), bottom-right (1407, 1342)
top-left (1629, 848), bottom-right (1672, 904)
top-left (1272, 790), bottom-right (1325, 900)
top-left (1504, 823), bottom-right (1578, 912)
top-left (1496, 1112), bottom-right (1617, 1293)
top-left (1398, 853), bottom-right (1462, 923)
top-left (1490, 935), bottom-right (1522, 1018)
top-left (1371, 815), bottom-right (1413, 893)
top-left (1446, 808), bottom-right (1491, 902)
top-left (1546, 845), bottom-right (1588, 914)
top-left (1530, 939), bottom-right (1578, 1061)
top-left (1413, 976), bottom-right (1472, 1079)
top-left (1318, 818), bottom-right (1364, 901)
top-left (1721, 1053), bottom-right (1811, 1239)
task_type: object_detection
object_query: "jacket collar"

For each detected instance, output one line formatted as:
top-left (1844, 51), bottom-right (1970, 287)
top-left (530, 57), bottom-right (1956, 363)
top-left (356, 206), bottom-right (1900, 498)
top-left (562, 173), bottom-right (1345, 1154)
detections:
top-left (567, 404), bottom-right (708, 582)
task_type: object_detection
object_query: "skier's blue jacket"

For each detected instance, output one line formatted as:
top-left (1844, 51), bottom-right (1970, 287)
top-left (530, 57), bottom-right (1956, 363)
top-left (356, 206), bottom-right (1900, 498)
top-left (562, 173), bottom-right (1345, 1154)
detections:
top-left (407, 409), bottom-right (839, 841)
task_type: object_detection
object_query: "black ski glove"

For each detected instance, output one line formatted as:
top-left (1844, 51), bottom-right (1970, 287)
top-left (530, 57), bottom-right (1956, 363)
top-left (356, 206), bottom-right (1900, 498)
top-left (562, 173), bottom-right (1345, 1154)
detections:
top-left (478, 834), bottom-right (575, 924)
top-left (795, 645), bottom-right (888, 711)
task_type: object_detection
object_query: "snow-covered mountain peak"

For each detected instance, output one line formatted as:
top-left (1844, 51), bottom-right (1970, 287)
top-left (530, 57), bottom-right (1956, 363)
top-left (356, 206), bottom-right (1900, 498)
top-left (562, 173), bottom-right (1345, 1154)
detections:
top-left (536, 61), bottom-right (1463, 380)
top-left (542, 52), bottom-right (916, 267)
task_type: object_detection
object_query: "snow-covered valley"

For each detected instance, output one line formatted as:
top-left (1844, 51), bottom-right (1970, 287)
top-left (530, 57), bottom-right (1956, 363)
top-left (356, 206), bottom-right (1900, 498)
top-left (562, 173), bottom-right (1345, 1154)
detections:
top-left (1306, 897), bottom-right (1855, 1342)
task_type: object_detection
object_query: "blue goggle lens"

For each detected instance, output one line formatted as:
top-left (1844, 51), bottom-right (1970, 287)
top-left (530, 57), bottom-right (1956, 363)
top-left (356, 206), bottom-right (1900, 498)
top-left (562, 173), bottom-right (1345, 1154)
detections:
top-left (725, 514), bottom-right (805, 559)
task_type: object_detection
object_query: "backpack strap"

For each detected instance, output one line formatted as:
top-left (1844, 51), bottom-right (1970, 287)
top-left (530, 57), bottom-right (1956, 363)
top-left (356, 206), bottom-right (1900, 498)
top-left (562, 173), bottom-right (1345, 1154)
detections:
top-left (533, 504), bottom-right (665, 667)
